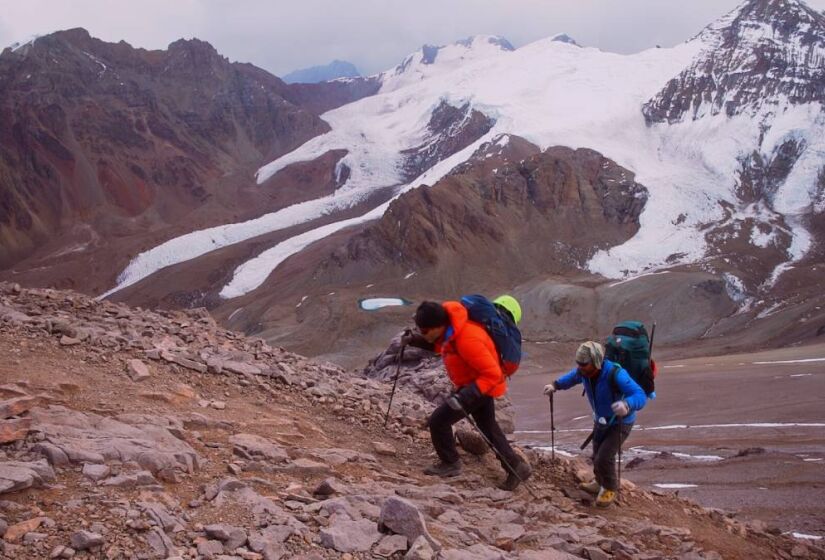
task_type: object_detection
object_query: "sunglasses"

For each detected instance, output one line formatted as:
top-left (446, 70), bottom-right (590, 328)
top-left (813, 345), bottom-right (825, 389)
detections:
top-left (576, 361), bottom-right (592, 368)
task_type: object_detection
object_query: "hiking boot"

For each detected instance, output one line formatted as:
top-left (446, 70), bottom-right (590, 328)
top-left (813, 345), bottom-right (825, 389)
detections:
top-left (596, 488), bottom-right (617, 507)
top-left (498, 460), bottom-right (532, 491)
top-left (579, 480), bottom-right (601, 495)
top-left (423, 461), bottom-right (461, 478)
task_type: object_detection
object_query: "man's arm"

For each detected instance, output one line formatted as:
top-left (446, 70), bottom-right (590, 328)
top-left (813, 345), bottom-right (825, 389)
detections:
top-left (554, 368), bottom-right (583, 390)
top-left (401, 330), bottom-right (435, 352)
top-left (615, 368), bottom-right (646, 411)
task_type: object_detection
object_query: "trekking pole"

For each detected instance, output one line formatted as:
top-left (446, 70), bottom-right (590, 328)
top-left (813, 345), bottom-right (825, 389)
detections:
top-left (383, 344), bottom-right (406, 427)
top-left (649, 322), bottom-right (656, 355)
top-left (549, 392), bottom-right (556, 462)
top-left (455, 400), bottom-right (540, 500)
top-left (617, 435), bottom-right (623, 502)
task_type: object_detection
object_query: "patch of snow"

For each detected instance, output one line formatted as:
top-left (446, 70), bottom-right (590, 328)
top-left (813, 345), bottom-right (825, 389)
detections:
top-left (790, 373), bottom-right (814, 378)
top-left (359, 298), bottom-right (408, 310)
top-left (534, 446), bottom-right (577, 458)
top-left (227, 307), bottom-right (243, 321)
top-left (752, 358), bottom-right (825, 365)
top-left (9, 35), bottom-right (40, 52)
top-left (790, 532), bottom-right (823, 540)
top-left (607, 271), bottom-right (671, 288)
top-left (404, 271), bottom-right (417, 280)
top-left (629, 447), bottom-right (723, 462)
top-left (723, 272), bottom-right (748, 303)
top-left (756, 302), bottom-right (784, 319)
top-left (654, 483), bottom-right (698, 489)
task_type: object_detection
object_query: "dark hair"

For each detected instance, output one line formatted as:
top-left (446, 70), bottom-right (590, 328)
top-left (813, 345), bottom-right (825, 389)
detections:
top-left (414, 301), bottom-right (449, 329)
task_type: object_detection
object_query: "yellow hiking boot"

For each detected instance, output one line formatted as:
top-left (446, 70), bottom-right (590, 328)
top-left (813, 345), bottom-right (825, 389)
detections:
top-left (579, 480), bottom-right (601, 495)
top-left (596, 488), bottom-right (617, 507)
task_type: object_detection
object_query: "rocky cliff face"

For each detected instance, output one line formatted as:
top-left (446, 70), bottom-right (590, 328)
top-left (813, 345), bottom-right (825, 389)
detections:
top-left (0, 28), bottom-right (330, 270)
top-left (0, 282), bottom-right (816, 559)
top-left (643, 0), bottom-right (825, 123)
top-left (322, 136), bottom-right (648, 287)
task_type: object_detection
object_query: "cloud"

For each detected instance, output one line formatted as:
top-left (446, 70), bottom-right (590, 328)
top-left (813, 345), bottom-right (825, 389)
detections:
top-left (0, 0), bottom-right (756, 77)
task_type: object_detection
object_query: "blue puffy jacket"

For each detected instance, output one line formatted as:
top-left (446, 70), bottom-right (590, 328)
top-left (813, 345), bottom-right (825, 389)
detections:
top-left (554, 359), bottom-right (646, 425)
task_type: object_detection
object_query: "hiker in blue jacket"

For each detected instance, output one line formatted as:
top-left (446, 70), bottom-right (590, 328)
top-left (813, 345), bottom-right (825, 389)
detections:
top-left (544, 341), bottom-right (646, 507)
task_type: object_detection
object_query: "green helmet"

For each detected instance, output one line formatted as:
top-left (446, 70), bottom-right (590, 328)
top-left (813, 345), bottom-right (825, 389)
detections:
top-left (493, 294), bottom-right (522, 324)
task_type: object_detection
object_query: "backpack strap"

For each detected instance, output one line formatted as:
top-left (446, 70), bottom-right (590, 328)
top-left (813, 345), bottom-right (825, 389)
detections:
top-left (609, 362), bottom-right (622, 400)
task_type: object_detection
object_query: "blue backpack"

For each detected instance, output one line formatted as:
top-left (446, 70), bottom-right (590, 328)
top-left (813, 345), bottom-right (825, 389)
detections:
top-left (459, 294), bottom-right (522, 376)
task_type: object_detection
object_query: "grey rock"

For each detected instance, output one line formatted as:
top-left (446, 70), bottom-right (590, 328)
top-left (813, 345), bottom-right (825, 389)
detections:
top-left (440, 543), bottom-right (507, 559)
top-left (279, 458), bottom-right (330, 476)
top-left (312, 478), bottom-right (342, 497)
top-left (583, 547), bottom-right (610, 560)
top-left (28, 406), bottom-right (200, 475)
top-left (229, 433), bottom-right (289, 463)
top-left (23, 531), bottom-right (48, 544)
top-left (126, 359), bottom-right (151, 382)
top-left (205, 524), bottom-right (247, 550)
top-left (248, 525), bottom-right (293, 559)
top-left (375, 534), bottom-right (408, 557)
top-left (81, 463), bottom-right (110, 481)
top-left (101, 471), bottom-right (157, 488)
top-left (0, 460), bottom-right (55, 494)
top-left (197, 539), bottom-right (224, 558)
top-left (405, 535), bottom-right (435, 560)
top-left (379, 496), bottom-right (440, 550)
top-left (31, 443), bottom-right (70, 466)
top-left (145, 527), bottom-right (176, 558)
top-left (139, 502), bottom-right (185, 533)
top-left (517, 550), bottom-right (582, 560)
top-left (319, 514), bottom-right (381, 552)
top-left (70, 530), bottom-right (103, 551)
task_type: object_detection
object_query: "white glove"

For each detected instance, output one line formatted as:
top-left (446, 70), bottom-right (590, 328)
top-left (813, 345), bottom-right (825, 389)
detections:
top-left (543, 383), bottom-right (557, 395)
top-left (611, 400), bottom-right (630, 417)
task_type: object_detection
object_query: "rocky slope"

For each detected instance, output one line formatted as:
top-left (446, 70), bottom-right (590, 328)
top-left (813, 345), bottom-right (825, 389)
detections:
top-left (0, 283), bottom-right (820, 559)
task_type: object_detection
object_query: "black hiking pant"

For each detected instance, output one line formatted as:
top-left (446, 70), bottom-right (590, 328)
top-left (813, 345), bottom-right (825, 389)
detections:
top-left (428, 395), bottom-right (519, 472)
top-left (592, 422), bottom-right (633, 491)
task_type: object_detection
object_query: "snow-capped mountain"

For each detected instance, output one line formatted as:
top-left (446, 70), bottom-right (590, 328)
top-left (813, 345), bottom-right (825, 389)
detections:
top-left (99, 0), bottom-right (825, 306)
top-left (644, 0), bottom-right (825, 122)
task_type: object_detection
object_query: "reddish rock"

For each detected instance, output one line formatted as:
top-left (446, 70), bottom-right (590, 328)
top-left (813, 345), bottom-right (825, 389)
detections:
top-left (0, 396), bottom-right (41, 419)
top-left (0, 417), bottom-right (32, 443)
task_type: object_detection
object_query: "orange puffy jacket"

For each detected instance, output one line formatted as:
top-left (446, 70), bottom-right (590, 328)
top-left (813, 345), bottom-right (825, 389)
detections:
top-left (434, 301), bottom-right (507, 398)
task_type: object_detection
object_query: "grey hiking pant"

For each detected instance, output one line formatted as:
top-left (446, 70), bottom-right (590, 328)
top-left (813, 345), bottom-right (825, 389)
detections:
top-left (592, 422), bottom-right (633, 491)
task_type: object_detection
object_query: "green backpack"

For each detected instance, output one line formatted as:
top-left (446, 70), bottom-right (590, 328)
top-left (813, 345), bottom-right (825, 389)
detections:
top-left (604, 321), bottom-right (656, 397)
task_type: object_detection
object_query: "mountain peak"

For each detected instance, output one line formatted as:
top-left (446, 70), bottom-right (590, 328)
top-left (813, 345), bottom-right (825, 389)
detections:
top-left (282, 59), bottom-right (360, 84)
top-left (550, 33), bottom-right (580, 46)
top-left (645, 0), bottom-right (825, 122)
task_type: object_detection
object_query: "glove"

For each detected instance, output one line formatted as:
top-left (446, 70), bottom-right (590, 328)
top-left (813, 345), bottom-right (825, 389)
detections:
top-left (611, 400), bottom-right (630, 417)
top-left (543, 383), bottom-right (557, 396)
top-left (448, 382), bottom-right (482, 412)
top-left (400, 328), bottom-right (414, 346)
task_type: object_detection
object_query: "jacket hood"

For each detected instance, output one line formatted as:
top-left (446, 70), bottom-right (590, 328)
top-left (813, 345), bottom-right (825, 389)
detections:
top-left (442, 301), bottom-right (468, 335)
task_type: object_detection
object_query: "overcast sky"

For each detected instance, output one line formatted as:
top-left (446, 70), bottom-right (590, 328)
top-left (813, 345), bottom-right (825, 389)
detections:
top-left (2, 0), bottom-right (823, 77)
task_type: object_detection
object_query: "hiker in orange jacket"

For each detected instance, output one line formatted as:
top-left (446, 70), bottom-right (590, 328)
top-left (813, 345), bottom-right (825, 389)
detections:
top-left (403, 300), bottom-right (532, 490)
